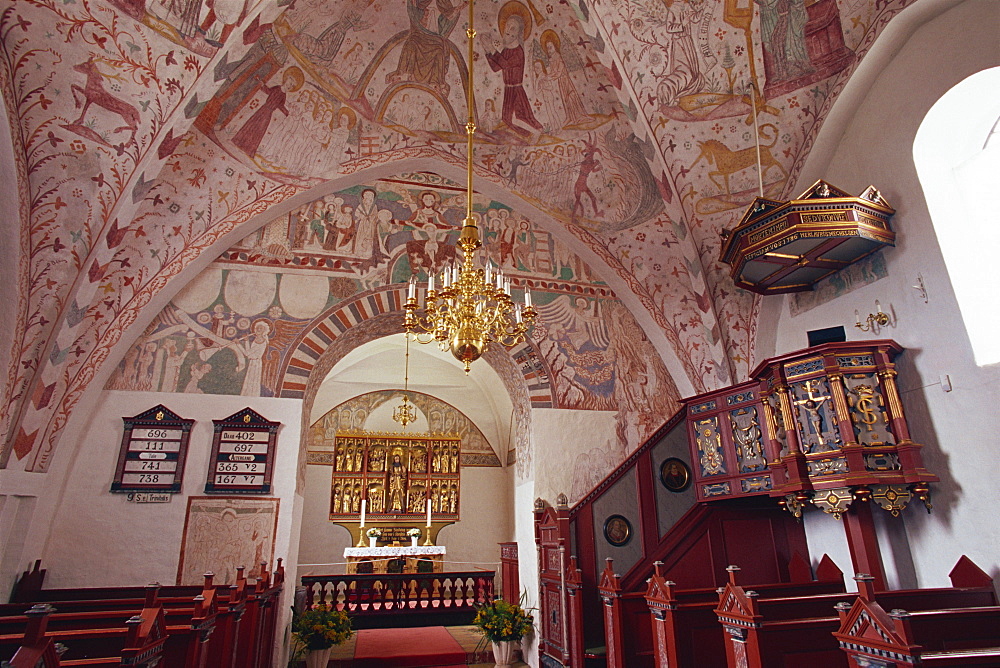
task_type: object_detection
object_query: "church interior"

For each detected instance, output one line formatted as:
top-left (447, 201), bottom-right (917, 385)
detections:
top-left (1, 0), bottom-right (998, 665)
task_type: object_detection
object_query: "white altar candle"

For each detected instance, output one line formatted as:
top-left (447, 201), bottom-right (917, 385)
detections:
top-left (426, 497), bottom-right (432, 527)
top-left (360, 499), bottom-right (366, 528)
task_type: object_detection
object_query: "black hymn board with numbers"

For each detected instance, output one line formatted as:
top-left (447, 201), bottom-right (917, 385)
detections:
top-left (111, 405), bottom-right (193, 493)
top-left (204, 407), bottom-right (279, 494)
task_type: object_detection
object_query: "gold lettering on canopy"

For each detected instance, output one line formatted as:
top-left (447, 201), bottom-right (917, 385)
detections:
top-left (329, 433), bottom-right (461, 520)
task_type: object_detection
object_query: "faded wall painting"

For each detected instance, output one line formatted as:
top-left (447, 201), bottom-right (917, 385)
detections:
top-left (308, 390), bottom-right (502, 467)
top-left (176, 496), bottom-right (280, 585)
top-left (107, 173), bottom-right (612, 404)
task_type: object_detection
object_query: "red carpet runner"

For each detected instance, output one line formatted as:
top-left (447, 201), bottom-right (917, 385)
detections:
top-left (351, 626), bottom-right (467, 667)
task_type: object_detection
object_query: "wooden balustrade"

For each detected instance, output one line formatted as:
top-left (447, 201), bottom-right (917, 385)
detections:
top-left (300, 571), bottom-right (494, 619)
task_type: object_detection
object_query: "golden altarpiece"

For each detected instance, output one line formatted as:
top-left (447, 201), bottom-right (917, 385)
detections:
top-left (325, 432), bottom-right (461, 573)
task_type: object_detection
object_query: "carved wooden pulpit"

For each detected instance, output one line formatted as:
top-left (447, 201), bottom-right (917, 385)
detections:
top-left (684, 340), bottom-right (938, 590)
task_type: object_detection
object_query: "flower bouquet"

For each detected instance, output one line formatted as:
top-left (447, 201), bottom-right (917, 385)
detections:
top-left (291, 603), bottom-right (352, 651)
top-left (473, 598), bottom-right (533, 667)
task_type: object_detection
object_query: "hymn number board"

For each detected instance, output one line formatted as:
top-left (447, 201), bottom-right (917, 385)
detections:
top-left (111, 405), bottom-right (193, 493)
top-left (205, 408), bottom-right (279, 494)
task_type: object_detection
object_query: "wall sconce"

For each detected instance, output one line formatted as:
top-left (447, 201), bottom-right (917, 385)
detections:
top-left (855, 301), bottom-right (891, 333)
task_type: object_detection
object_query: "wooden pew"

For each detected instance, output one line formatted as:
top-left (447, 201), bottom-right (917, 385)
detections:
top-left (3, 581), bottom-right (218, 668)
top-left (714, 557), bottom-right (1000, 668)
top-left (644, 556), bottom-right (846, 668)
top-left (714, 573), bottom-right (849, 668)
top-left (5, 560), bottom-right (284, 668)
top-left (4, 604), bottom-right (62, 668)
top-left (834, 556), bottom-right (1000, 667)
top-left (596, 554), bottom-right (847, 668)
top-left (1, 597), bottom-right (167, 667)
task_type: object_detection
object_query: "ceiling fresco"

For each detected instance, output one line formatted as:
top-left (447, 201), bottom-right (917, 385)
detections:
top-left (1, 0), bottom-right (914, 471)
top-left (104, 174), bottom-right (680, 469)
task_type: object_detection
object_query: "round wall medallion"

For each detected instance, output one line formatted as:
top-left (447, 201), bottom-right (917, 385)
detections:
top-left (603, 514), bottom-right (632, 547)
top-left (660, 457), bottom-right (692, 493)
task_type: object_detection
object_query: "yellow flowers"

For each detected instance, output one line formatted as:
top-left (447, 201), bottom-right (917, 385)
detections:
top-left (292, 603), bottom-right (354, 650)
top-left (472, 599), bottom-right (534, 642)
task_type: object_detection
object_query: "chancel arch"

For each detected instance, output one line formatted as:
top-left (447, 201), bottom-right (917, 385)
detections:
top-left (290, 314), bottom-right (533, 469)
top-left (276, 286), bottom-right (555, 413)
top-left (296, 334), bottom-right (519, 577)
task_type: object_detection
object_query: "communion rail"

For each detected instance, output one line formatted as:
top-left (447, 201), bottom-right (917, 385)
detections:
top-left (301, 571), bottom-right (495, 620)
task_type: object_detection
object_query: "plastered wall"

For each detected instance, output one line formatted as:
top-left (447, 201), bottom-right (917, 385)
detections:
top-left (761, 0), bottom-right (1000, 589)
top-left (41, 390), bottom-right (305, 590)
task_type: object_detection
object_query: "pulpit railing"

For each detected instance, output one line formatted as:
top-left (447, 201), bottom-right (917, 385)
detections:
top-left (301, 571), bottom-right (495, 616)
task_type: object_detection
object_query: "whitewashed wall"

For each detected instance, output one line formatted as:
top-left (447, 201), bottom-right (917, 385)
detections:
top-left (40, 390), bottom-right (305, 590)
top-left (758, 0), bottom-right (1000, 589)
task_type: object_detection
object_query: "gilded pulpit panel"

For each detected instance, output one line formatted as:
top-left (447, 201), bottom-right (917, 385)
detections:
top-left (789, 377), bottom-right (842, 454)
top-left (694, 416), bottom-right (726, 477)
top-left (730, 406), bottom-right (766, 473)
top-left (842, 374), bottom-right (895, 447)
top-left (685, 384), bottom-right (776, 502)
top-left (684, 340), bottom-right (937, 519)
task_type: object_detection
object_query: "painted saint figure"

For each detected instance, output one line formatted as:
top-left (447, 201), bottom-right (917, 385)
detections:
top-left (540, 31), bottom-right (589, 127)
top-left (237, 319), bottom-right (271, 396)
top-left (757, 0), bottom-right (812, 84)
top-left (387, 0), bottom-right (467, 95)
top-left (656, 0), bottom-right (707, 107)
top-left (353, 188), bottom-right (390, 268)
top-left (231, 67), bottom-right (304, 158)
top-left (485, 9), bottom-right (542, 137)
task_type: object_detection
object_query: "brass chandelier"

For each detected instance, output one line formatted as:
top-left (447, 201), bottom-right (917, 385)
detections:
top-left (403, 0), bottom-right (536, 372)
top-left (392, 335), bottom-right (417, 428)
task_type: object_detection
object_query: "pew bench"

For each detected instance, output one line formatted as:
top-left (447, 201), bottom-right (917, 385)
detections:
top-left (640, 557), bottom-right (847, 668)
top-left (6, 560), bottom-right (284, 668)
top-left (0, 603), bottom-right (166, 668)
top-left (715, 557), bottom-right (1000, 668)
top-left (836, 590), bottom-right (1000, 667)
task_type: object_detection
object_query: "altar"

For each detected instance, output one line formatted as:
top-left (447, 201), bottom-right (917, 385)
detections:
top-left (343, 545), bottom-right (446, 574)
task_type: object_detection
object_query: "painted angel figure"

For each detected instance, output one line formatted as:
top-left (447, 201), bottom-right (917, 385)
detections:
top-left (533, 295), bottom-right (612, 408)
top-left (539, 30), bottom-right (590, 128)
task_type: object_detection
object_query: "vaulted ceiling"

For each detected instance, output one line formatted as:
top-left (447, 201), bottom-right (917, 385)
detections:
top-left (0, 0), bottom-right (916, 471)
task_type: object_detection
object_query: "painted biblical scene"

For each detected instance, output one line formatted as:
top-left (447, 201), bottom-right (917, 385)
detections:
top-left (308, 390), bottom-right (502, 467)
top-left (176, 496), bottom-right (279, 585)
top-left (105, 171), bottom-right (674, 420)
top-left (217, 172), bottom-right (606, 288)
